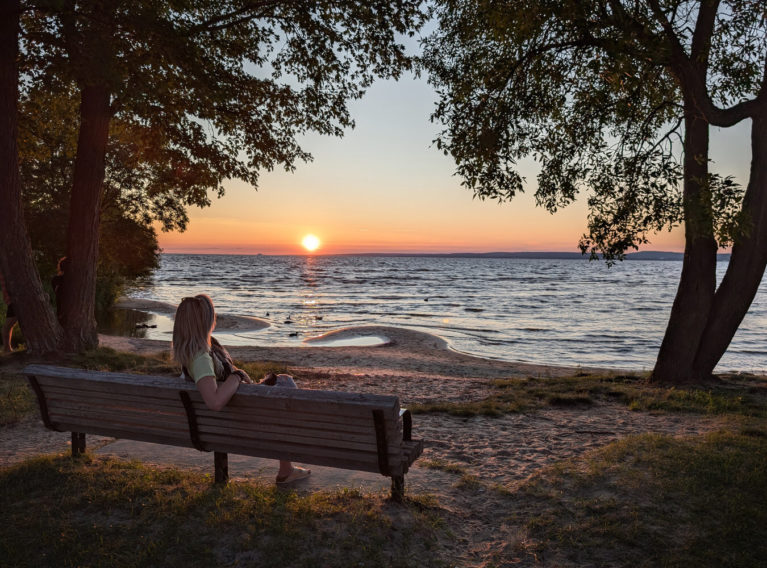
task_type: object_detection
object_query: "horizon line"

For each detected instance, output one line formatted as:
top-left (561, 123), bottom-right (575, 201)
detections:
top-left (156, 249), bottom-right (710, 258)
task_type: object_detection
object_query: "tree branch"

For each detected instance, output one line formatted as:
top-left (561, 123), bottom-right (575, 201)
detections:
top-left (691, 0), bottom-right (720, 63)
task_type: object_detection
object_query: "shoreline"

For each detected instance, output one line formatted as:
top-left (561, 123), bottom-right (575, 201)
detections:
top-left (111, 297), bottom-right (613, 378)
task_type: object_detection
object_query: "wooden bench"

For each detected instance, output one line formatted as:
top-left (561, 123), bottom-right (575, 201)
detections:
top-left (24, 364), bottom-right (423, 500)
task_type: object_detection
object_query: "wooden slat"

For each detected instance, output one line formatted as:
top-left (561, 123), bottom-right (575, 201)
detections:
top-left (47, 403), bottom-right (187, 431)
top-left (195, 424), bottom-right (379, 453)
top-left (26, 365), bottom-right (401, 408)
top-left (41, 385), bottom-right (183, 409)
top-left (200, 430), bottom-right (403, 462)
top-left (48, 398), bottom-right (186, 422)
top-left (50, 419), bottom-right (192, 447)
top-left (195, 416), bottom-right (378, 445)
top-left (197, 434), bottom-right (400, 473)
top-left (194, 409), bottom-right (374, 434)
top-left (48, 408), bottom-right (189, 434)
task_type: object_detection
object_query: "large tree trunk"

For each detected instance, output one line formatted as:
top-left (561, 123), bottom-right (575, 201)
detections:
top-left (651, 112), bottom-right (717, 383)
top-left (692, 114), bottom-right (767, 376)
top-left (59, 85), bottom-right (111, 352)
top-left (0, 0), bottom-right (63, 354)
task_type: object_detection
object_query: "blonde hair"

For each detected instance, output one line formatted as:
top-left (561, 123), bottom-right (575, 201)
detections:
top-left (172, 295), bottom-right (217, 368)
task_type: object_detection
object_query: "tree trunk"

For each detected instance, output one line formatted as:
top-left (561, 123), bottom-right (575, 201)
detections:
top-left (59, 85), bottom-right (111, 352)
top-left (692, 114), bottom-right (767, 376)
top-left (651, 112), bottom-right (717, 383)
top-left (0, 0), bottom-right (63, 354)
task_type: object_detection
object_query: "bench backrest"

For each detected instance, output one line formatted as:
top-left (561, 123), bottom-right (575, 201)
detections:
top-left (24, 364), bottom-right (407, 476)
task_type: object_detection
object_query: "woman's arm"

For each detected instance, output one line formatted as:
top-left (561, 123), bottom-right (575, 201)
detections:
top-left (195, 373), bottom-right (241, 411)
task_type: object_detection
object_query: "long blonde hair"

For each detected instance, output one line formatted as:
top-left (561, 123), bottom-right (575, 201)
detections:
top-left (172, 295), bottom-right (216, 368)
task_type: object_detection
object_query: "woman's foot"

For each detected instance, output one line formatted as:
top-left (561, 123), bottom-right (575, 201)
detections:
top-left (276, 466), bottom-right (311, 485)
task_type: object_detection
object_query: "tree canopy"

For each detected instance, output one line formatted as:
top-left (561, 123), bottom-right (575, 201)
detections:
top-left (423, 0), bottom-right (767, 382)
top-left (1, 0), bottom-right (426, 352)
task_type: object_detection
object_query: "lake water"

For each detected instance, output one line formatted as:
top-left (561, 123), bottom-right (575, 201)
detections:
top-left (117, 254), bottom-right (767, 373)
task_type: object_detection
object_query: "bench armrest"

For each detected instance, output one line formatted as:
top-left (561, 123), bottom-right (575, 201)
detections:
top-left (399, 408), bottom-right (412, 441)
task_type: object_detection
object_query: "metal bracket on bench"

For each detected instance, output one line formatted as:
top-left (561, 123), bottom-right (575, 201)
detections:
top-left (372, 409), bottom-right (391, 476)
top-left (179, 391), bottom-right (208, 452)
top-left (27, 375), bottom-right (59, 431)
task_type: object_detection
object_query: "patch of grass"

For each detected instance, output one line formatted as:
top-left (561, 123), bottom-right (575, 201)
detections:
top-left (235, 359), bottom-right (290, 380)
top-left (410, 373), bottom-right (767, 418)
top-left (0, 455), bottom-right (447, 568)
top-left (67, 347), bottom-right (177, 374)
top-left (0, 371), bottom-right (36, 425)
top-left (510, 429), bottom-right (767, 567)
top-left (421, 459), bottom-right (470, 475)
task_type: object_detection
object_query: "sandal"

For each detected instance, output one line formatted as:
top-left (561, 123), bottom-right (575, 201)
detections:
top-left (276, 466), bottom-right (311, 485)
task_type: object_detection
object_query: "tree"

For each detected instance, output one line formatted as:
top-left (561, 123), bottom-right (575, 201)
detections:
top-left (0, 0), bottom-right (63, 353)
top-left (423, 0), bottom-right (767, 383)
top-left (1, 0), bottom-right (425, 353)
top-left (19, 83), bottom-right (160, 311)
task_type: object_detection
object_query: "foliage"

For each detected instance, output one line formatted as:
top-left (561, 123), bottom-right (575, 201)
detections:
top-left (19, 85), bottom-right (159, 310)
top-left (20, 0), bottom-right (426, 229)
top-left (422, 1), bottom-right (766, 260)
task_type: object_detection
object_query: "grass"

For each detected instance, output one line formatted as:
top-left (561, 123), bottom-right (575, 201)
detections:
top-left (409, 372), bottom-right (767, 418)
top-left (511, 427), bottom-right (767, 567)
top-left (0, 371), bottom-right (37, 426)
top-left (0, 455), bottom-right (446, 568)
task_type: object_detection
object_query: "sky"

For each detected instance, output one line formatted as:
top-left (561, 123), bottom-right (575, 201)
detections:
top-left (157, 70), bottom-right (754, 256)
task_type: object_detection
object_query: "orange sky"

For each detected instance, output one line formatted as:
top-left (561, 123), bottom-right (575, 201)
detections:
top-left (158, 75), bottom-right (750, 256)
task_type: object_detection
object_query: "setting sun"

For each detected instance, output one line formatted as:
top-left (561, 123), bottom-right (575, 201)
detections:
top-left (301, 234), bottom-right (321, 252)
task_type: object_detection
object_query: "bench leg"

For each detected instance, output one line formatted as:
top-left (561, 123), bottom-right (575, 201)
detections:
top-left (391, 475), bottom-right (405, 501)
top-left (71, 432), bottom-right (86, 457)
top-left (214, 452), bottom-right (229, 484)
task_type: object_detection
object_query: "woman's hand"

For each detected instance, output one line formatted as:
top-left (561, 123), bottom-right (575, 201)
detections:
top-left (232, 370), bottom-right (254, 384)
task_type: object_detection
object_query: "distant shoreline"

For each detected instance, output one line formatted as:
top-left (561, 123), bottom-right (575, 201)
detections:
top-left (158, 251), bottom-right (731, 261)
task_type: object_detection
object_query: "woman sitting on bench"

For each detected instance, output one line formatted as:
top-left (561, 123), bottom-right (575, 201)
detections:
top-left (172, 294), bottom-right (311, 485)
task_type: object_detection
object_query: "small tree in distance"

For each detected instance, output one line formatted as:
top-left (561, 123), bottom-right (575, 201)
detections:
top-left (423, 0), bottom-right (767, 383)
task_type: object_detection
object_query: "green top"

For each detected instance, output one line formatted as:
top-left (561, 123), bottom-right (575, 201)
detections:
top-left (188, 351), bottom-right (215, 384)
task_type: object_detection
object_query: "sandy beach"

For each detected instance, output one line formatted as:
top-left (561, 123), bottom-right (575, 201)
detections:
top-left (1, 299), bottom-right (728, 566)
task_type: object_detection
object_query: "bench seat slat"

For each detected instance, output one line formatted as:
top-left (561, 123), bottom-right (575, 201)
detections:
top-left (47, 397), bottom-right (184, 417)
top-left (28, 365), bottom-right (401, 407)
top-left (38, 377), bottom-right (398, 421)
top-left (49, 418), bottom-right (193, 447)
top-left (198, 434), bottom-right (404, 473)
top-left (195, 407), bottom-right (402, 438)
top-left (41, 386), bottom-right (183, 409)
top-left (194, 410), bottom-right (376, 433)
top-left (195, 417), bottom-right (379, 445)
top-left (195, 424), bottom-right (385, 454)
top-left (194, 406), bottom-right (385, 430)
top-left (47, 405), bottom-right (188, 432)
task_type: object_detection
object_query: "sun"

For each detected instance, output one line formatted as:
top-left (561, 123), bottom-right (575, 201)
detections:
top-left (301, 234), bottom-right (321, 252)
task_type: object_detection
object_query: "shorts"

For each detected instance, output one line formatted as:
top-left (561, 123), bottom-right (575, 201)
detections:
top-left (5, 303), bottom-right (15, 318)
